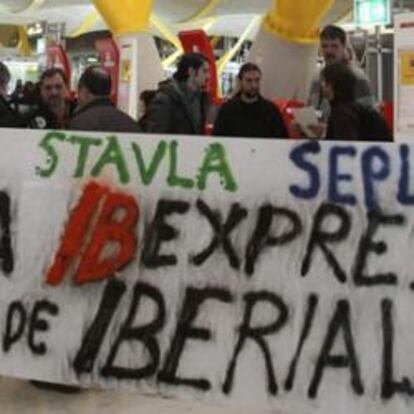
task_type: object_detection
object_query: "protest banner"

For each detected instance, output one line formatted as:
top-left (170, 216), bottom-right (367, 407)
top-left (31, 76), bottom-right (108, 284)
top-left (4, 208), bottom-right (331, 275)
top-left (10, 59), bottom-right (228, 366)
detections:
top-left (0, 129), bottom-right (413, 414)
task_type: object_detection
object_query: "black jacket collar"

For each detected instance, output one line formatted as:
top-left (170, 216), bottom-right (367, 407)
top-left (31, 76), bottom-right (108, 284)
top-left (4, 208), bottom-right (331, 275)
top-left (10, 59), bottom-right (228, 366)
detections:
top-left (74, 97), bottom-right (113, 117)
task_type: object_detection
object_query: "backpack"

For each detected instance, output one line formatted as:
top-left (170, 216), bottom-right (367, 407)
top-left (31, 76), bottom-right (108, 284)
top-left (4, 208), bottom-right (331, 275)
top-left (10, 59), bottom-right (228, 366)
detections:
top-left (354, 103), bottom-right (393, 142)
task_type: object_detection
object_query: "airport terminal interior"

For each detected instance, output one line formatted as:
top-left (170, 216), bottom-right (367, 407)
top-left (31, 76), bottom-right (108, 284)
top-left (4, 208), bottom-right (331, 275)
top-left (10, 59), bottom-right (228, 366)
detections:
top-left (0, 0), bottom-right (413, 413)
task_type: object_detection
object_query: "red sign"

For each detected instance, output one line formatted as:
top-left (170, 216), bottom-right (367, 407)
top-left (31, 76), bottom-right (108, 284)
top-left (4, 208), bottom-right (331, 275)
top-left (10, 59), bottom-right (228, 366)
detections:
top-left (95, 37), bottom-right (120, 104)
top-left (179, 30), bottom-right (219, 104)
top-left (46, 43), bottom-right (71, 84)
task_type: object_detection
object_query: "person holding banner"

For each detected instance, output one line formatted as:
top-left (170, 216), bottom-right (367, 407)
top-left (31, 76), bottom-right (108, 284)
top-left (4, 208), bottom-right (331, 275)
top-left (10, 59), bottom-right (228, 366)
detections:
top-left (297, 25), bottom-right (376, 139)
top-left (308, 25), bottom-right (375, 122)
top-left (321, 62), bottom-right (392, 141)
top-left (26, 70), bottom-right (80, 394)
top-left (28, 68), bottom-right (76, 130)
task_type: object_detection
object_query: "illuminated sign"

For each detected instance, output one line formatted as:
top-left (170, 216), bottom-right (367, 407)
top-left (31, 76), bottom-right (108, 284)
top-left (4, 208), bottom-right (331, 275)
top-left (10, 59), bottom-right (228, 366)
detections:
top-left (354, 0), bottom-right (391, 26)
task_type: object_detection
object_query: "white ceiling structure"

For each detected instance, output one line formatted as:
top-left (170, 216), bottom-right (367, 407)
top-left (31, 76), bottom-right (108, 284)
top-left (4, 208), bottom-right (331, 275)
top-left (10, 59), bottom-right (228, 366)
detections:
top-left (0, 0), bottom-right (353, 40)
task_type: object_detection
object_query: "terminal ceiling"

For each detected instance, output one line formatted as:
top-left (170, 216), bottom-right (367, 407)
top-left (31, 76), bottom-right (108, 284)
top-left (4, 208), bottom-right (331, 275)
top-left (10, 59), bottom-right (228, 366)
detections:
top-left (0, 0), bottom-right (353, 39)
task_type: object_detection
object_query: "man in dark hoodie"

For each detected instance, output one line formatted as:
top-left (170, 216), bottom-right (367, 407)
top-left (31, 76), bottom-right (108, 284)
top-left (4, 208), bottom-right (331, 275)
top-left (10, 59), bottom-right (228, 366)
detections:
top-left (213, 62), bottom-right (288, 139)
top-left (147, 52), bottom-right (210, 135)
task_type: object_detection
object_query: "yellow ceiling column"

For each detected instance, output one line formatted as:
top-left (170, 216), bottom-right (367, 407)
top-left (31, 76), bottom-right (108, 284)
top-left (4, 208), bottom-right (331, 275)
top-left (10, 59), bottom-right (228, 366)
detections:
top-left (69, 11), bottom-right (100, 38)
top-left (18, 26), bottom-right (31, 56)
top-left (162, 50), bottom-right (182, 69)
top-left (92, 0), bottom-right (154, 36)
top-left (150, 14), bottom-right (183, 51)
top-left (263, 0), bottom-right (334, 44)
top-left (217, 16), bottom-right (260, 75)
top-left (92, 0), bottom-right (163, 120)
top-left (180, 0), bottom-right (222, 23)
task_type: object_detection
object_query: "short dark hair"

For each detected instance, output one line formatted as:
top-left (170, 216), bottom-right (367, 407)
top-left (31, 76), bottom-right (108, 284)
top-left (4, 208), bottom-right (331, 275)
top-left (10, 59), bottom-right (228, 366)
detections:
top-left (321, 62), bottom-right (356, 102)
top-left (0, 62), bottom-right (10, 87)
top-left (238, 62), bottom-right (261, 80)
top-left (40, 68), bottom-right (68, 86)
top-left (320, 25), bottom-right (347, 45)
top-left (139, 90), bottom-right (156, 107)
top-left (174, 53), bottom-right (208, 82)
top-left (78, 66), bottom-right (111, 96)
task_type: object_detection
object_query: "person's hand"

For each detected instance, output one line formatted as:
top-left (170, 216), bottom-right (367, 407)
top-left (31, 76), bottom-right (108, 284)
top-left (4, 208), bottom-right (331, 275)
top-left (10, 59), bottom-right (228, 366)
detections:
top-left (307, 123), bottom-right (326, 139)
top-left (291, 121), bottom-right (306, 138)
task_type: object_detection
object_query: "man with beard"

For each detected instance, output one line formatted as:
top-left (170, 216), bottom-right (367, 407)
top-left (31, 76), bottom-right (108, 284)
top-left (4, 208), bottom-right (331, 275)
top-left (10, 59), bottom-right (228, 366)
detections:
top-left (213, 63), bottom-right (288, 138)
top-left (306, 25), bottom-right (375, 136)
top-left (147, 52), bottom-right (210, 135)
top-left (28, 68), bottom-right (75, 130)
top-left (27, 69), bottom-right (78, 394)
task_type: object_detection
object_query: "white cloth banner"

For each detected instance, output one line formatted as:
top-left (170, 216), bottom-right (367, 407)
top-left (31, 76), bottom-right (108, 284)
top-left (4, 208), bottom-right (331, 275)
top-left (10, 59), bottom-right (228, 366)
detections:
top-left (0, 129), bottom-right (413, 414)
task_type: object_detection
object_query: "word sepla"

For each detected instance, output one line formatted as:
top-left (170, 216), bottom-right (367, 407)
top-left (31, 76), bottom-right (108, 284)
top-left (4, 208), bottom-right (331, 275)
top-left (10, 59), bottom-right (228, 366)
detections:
top-left (35, 132), bottom-right (238, 192)
top-left (290, 141), bottom-right (414, 210)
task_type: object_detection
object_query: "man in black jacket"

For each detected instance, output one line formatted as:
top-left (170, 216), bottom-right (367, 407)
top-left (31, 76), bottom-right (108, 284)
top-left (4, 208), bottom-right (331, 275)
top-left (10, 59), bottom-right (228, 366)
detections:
top-left (321, 63), bottom-right (392, 142)
top-left (28, 68), bottom-right (75, 130)
top-left (70, 65), bottom-right (139, 133)
top-left (213, 63), bottom-right (288, 139)
top-left (0, 62), bottom-right (25, 128)
top-left (147, 53), bottom-right (210, 135)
